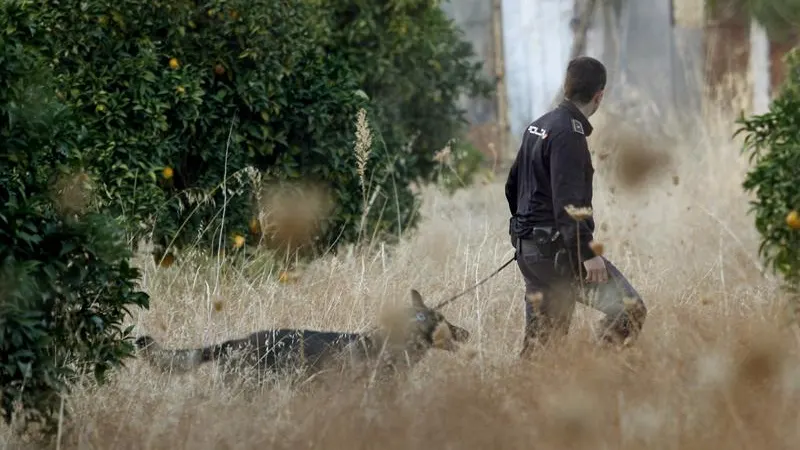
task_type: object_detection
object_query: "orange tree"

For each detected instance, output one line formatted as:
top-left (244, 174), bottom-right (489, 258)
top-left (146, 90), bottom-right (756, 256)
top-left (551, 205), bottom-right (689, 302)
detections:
top-left (320, 0), bottom-right (493, 182)
top-left (17, 0), bottom-right (367, 258)
top-left (735, 48), bottom-right (800, 292)
top-left (15, 0), bottom-right (491, 259)
top-left (1, 3), bottom-right (149, 435)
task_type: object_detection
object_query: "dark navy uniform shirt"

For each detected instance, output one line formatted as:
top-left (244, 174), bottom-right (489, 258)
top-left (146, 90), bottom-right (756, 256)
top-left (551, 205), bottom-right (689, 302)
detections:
top-left (505, 99), bottom-right (596, 263)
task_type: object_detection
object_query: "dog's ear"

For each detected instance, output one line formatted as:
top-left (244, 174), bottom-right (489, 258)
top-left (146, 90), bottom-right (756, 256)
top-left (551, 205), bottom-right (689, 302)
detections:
top-left (410, 289), bottom-right (426, 309)
top-left (431, 322), bottom-right (456, 351)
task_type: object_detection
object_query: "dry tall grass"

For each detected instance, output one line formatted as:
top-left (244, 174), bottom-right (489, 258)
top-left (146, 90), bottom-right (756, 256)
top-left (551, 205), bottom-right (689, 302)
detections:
top-left (4, 80), bottom-right (799, 450)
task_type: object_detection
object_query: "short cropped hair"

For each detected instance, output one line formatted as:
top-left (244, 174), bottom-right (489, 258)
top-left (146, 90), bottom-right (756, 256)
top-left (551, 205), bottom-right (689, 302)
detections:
top-left (563, 56), bottom-right (607, 104)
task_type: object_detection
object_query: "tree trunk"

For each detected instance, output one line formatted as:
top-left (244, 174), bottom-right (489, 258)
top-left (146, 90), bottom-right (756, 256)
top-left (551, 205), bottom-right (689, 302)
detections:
top-left (491, 0), bottom-right (511, 159)
top-left (550, 0), bottom-right (599, 108)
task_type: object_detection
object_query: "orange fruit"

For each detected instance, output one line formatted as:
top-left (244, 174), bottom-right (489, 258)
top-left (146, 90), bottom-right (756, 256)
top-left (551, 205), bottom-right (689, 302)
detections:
top-left (214, 64), bottom-right (226, 75)
top-left (248, 217), bottom-right (261, 235)
top-left (787, 210), bottom-right (800, 230)
top-left (278, 271), bottom-right (290, 283)
top-left (169, 58), bottom-right (180, 70)
top-left (158, 253), bottom-right (175, 268)
top-left (278, 270), bottom-right (301, 284)
top-left (232, 234), bottom-right (245, 249)
top-left (162, 166), bottom-right (174, 179)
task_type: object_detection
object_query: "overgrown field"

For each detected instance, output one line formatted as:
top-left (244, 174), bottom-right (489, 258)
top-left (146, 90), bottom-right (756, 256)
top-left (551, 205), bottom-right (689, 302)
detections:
top-left (4, 91), bottom-right (797, 448)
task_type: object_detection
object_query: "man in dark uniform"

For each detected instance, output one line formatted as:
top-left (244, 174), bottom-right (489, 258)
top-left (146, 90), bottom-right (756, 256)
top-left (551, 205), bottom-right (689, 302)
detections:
top-left (505, 56), bottom-right (647, 357)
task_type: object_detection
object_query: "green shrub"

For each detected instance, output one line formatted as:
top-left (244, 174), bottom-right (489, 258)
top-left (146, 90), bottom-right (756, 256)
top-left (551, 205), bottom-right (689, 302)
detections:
top-left (322, 0), bottom-right (494, 182)
top-left (15, 0), bottom-right (490, 262)
top-left (1, 4), bottom-right (149, 435)
top-left (735, 47), bottom-right (800, 292)
top-left (433, 139), bottom-right (490, 195)
top-left (19, 0), bottom-right (360, 257)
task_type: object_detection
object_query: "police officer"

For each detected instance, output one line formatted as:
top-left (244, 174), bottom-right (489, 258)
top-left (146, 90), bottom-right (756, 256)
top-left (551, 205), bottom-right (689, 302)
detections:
top-left (505, 56), bottom-right (647, 357)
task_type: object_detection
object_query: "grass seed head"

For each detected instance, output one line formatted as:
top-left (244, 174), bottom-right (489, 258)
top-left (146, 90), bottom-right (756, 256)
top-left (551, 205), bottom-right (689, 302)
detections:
top-left (526, 292), bottom-right (544, 310)
top-left (565, 205), bottom-right (593, 221)
top-left (51, 170), bottom-right (94, 217)
top-left (589, 240), bottom-right (605, 257)
top-left (254, 180), bottom-right (335, 255)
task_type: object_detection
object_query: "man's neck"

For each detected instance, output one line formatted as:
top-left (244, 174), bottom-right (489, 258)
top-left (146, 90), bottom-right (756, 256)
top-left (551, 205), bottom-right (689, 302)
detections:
top-left (575, 103), bottom-right (594, 119)
top-left (577, 104), bottom-right (595, 119)
top-left (564, 98), bottom-right (594, 119)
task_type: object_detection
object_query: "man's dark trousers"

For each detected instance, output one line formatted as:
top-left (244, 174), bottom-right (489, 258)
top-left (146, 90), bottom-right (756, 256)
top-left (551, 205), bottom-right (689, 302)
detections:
top-left (513, 233), bottom-right (647, 355)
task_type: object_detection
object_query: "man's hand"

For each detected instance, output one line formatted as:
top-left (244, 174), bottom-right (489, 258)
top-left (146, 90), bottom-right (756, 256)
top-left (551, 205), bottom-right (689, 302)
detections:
top-left (583, 255), bottom-right (608, 283)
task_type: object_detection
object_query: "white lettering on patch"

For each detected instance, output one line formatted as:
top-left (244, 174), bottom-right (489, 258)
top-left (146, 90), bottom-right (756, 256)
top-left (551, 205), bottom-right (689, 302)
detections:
top-left (527, 125), bottom-right (548, 139)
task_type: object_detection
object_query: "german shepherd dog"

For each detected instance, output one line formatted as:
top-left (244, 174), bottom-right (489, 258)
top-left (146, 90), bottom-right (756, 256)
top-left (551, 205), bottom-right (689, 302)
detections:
top-left (134, 289), bottom-right (470, 384)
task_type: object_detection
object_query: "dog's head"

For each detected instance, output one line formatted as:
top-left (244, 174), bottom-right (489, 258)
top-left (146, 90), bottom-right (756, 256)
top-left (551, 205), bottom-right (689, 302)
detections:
top-left (406, 289), bottom-right (470, 351)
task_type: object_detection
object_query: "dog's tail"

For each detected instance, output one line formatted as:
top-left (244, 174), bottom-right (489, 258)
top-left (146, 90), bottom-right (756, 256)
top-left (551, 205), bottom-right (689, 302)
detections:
top-left (134, 335), bottom-right (214, 373)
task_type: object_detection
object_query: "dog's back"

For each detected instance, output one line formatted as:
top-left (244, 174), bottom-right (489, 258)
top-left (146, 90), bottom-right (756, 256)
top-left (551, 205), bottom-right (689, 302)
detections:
top-left (211, 328), bottom-right (369, 375)
top-left (137, 329), bottom-right (367, 375)
top-left (135, 289), bottom-right (470, 382)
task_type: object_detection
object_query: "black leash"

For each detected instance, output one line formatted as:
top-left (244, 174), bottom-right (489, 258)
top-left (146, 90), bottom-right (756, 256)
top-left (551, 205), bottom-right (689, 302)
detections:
top-left (433, 254), bottom-right (517, 310)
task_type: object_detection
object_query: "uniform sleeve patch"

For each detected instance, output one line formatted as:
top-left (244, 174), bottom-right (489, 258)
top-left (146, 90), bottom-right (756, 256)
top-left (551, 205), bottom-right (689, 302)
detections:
top-left (571, 119), bottom-right (585, 135)
top-left (527, 125), bottom-right (548, 139)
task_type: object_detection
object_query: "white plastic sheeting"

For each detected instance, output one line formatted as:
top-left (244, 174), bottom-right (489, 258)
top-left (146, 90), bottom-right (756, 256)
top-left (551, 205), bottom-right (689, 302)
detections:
top-left (441, 0), bottom-right (710, 143)
top-left (749, 20), bottom-right (770, 115)
top-left (501, 0), bottom-right (575, 138)
top-left (439, 0), bottom-right (497, 125)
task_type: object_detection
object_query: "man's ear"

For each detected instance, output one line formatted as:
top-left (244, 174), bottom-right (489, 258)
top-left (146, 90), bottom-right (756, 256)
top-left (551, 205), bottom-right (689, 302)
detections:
top-left (595, 89), bottom-right (605, 104)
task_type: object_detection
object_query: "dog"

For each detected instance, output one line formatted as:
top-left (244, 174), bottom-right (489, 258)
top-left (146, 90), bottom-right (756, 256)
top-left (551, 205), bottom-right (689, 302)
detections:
top-left (134, 289), bottom-right (470, 384)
